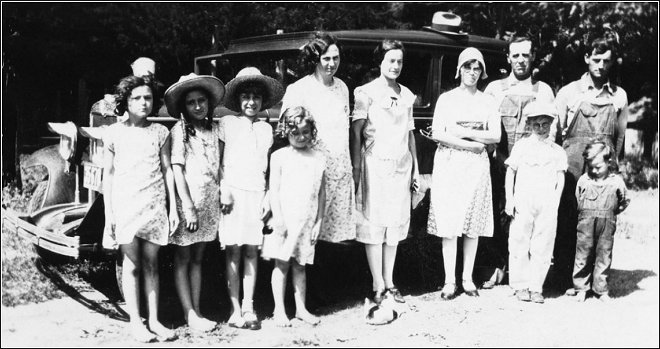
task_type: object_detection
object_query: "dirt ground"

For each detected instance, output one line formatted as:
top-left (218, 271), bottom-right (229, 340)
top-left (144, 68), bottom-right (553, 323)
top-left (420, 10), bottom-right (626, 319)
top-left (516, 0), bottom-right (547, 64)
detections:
top-left (2, 191), bottom-right (659, 347)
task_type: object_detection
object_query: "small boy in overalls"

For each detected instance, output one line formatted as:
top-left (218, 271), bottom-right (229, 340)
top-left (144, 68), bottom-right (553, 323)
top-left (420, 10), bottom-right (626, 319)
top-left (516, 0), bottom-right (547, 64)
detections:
top-left (569, 140), bottom-right (630, 302)
top-left (504, 101), bottom-right (567, 303)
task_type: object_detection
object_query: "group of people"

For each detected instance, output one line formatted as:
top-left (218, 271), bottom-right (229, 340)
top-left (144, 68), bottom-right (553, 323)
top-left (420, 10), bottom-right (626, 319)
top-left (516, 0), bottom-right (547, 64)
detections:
top-left (100, 32), bottom-right (630, 342)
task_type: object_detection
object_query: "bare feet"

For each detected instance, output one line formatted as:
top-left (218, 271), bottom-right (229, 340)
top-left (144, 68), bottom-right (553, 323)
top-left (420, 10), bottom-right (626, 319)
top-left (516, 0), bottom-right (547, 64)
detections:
top-left (148, 320), bottom-right (177, 342)
top-left (130, 322), bottom-right (157, 343)
top-left (295, 310), bottom-right (320, 325)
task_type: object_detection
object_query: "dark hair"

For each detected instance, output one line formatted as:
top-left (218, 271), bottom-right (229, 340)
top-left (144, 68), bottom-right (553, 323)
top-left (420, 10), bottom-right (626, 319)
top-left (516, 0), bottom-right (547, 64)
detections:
top-left (299, 31), bottom-right (341, 76)
top-left (235, 81), bottom-right (268, 113)
top-left (176, 88), bottom-right (213, 142)
top-left (508, 35), bottom-right (536, 54)
top-left (373, 40), bottom-right (405, 66)
top-left (588, 37), bottom-right (618, 59)
top-left (583, 139), bottom-right (618, 174)
top-left (114, 74), bottom-right (159, 115)
top-left (275, 106), bottom-right (318, 145)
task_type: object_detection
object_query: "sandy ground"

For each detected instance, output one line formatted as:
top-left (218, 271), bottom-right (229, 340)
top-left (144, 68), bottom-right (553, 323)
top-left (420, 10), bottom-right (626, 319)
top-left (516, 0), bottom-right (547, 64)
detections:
top-left (2, 192), bottom-right (659, 347)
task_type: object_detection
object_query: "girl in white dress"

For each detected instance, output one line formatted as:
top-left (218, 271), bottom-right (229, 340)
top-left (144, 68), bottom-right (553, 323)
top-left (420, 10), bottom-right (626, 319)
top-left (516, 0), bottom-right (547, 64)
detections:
top-left (350, 40), bottom-right (420, 304)
top-left (280, 32), bottom-right (355, 243)
top-left (263, 106), bottom-right (326, 327)
top-left (164, 73), bottom-right (225, 332)
top-left (218, 67), bottom-right (284, 330)
top-left (423, 47), bottom-right (501, 300)
top-left (103, 75), bottom-right (178, 342)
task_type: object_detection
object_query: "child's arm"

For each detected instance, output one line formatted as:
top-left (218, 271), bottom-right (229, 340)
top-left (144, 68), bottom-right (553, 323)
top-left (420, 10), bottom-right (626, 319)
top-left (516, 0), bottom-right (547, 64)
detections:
top-left (160, 135), bottom-right (180, 234)
top-left (267, 153), bottom-right (286, 234)
top-left (218, 140), bottom-right (233, 214)
top-left (504, 166), bottom-right (516, 217)
top-left (172, 164), bottom-right (197, 232)
top-left (103, 145), bottom-right (116, 232)
top-left (615, 176), bottom-right (631, 214)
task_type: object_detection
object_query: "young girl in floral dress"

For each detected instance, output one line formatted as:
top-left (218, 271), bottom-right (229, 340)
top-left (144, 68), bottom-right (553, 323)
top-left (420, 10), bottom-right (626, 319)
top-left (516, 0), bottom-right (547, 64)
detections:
top-left (262, 106), bottom-right (326, 327)
top-left (103, 75), bottom-right (178, 342)
top-left (165, 73), bottom-right (225, 332)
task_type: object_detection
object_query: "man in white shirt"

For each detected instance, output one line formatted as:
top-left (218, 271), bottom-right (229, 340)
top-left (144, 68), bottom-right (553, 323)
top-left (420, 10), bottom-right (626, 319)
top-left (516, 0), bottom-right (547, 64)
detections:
top-left (481, 36), bottom-right (555, 289)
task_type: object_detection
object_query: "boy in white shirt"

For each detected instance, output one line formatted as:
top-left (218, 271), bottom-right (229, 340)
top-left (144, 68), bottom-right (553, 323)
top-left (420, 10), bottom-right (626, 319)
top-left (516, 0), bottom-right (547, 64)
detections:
top-left (504, 101), bottom-right (568, 303)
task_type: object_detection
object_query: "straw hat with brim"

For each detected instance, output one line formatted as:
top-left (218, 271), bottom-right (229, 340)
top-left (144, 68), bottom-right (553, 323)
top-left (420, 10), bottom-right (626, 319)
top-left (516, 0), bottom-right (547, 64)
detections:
top-left (455, 47), bottom-right (488, 80)
top-left (223, 67), bottom-right (284, 113)
top-left (164, 73), bottom-right (225, 118)
top-left (523, 101), bottom-right (558, 120)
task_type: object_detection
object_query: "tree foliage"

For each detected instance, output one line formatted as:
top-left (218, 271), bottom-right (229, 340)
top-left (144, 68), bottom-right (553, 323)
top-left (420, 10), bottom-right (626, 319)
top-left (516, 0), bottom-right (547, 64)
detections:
top-left (2, 2), bottom-right (657, 180)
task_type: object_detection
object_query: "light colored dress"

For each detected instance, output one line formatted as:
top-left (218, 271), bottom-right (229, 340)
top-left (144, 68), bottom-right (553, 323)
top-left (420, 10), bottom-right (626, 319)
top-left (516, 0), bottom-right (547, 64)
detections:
top-left (281, 74), bottom-right (356, 242)
top-left (104, 121), bottom-right (170, 246)
top-left (353, 79), bottom-right (415, 245)
top-left (218, 114), bottom-right (273, 247)
top-left (429, 88), bottom-right (498, 239)
top-left (169, 120), bottom-right (221, 246)
top-left (262, 146), bottom-right (326, 265)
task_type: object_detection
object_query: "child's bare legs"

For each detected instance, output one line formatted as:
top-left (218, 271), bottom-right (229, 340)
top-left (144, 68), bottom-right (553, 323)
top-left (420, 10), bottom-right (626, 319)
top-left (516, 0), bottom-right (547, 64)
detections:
top-left (462, 237), bottom-right (479, 291)
top-left (241, 245), bottom-right (259, 321)
top-left (142, 240), bottom-right (174, 339)
top-left (174, 243), bottom-right (214, 331)
top-left (292, 261), bottom-right (319, 325)
top-left (225, 245), bottom-right (243, 324)
top-left (121, 240), bottom-right (156, 342)
top-left (365, 244), bottom-right (385, 295)
top-left (272, 260), bottom-right (291, 326)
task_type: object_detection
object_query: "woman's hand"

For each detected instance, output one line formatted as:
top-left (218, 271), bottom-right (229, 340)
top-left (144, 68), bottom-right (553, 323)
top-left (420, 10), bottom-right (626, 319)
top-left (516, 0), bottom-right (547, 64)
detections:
top-left (310, 220), bottom-right (322, 245)
top-left (183, 206), bottom-right (198, 232)
top-left (411, 171), bottom-right (420, 193)
top-left (419, 128), bottom-right (438, 143)
top-left (469, 142), bottom-right (486, 154)
top-left (220, 188), bottom-right (234, 214)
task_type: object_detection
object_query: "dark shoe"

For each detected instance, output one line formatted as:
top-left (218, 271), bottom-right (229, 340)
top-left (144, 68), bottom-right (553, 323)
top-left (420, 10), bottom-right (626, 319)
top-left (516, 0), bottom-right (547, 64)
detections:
top-left (462, 280), bottom-right (479, 297)
top-left (530, 291), bottom-right (545, 304)
top-left (243, 311), bottom-right (261, 331)
top-left (440, 283), bottom-right (457, 300)
top-left (387, 287), bottom-right (405, 303)
top-left (515, 289), bottom-right (531, 302)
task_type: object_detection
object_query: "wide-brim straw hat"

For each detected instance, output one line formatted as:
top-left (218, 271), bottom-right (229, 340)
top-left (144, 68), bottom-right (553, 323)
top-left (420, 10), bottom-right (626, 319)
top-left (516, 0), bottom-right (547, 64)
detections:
top-left (223, 67), bottom-right (284, 113)
top-left (455, 47), bottom-right (488, 80)
top-left (164, 73), bottom-right (225, 118)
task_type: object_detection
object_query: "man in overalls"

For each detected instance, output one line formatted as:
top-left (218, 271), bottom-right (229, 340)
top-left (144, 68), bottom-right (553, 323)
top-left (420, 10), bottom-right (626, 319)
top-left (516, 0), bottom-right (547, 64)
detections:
top-left (553, 37), bottom-right (629, 292)
top-left (482, 36), bottom-right (556, 289)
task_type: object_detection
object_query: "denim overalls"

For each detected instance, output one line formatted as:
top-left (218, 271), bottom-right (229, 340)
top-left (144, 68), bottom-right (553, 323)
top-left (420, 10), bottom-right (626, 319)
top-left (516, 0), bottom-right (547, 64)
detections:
top-left (562, 99), bottom-right (618, 180)
top-left (496, 79), bottom-right (540, 160)
top-left (572, 174), bottom-right (628, 295)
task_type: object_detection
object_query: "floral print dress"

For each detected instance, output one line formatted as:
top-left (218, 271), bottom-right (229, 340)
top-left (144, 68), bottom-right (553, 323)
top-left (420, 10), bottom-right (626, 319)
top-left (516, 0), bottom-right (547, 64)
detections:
top-left (169, 120), bottom-right (221, 245)
top-left (104, 121), bottom-right (170, 246)
top-left (280, 74), bottom-right (356, 242)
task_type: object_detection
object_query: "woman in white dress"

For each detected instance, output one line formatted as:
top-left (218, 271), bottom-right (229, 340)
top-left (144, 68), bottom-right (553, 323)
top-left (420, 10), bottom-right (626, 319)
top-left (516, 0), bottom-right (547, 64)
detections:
top-left (350, 40), bottom-right (420, 304)
top-left (280, 32), bottom-right (355, 243)
top-left (423, 47), bottom-right (501, 300)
